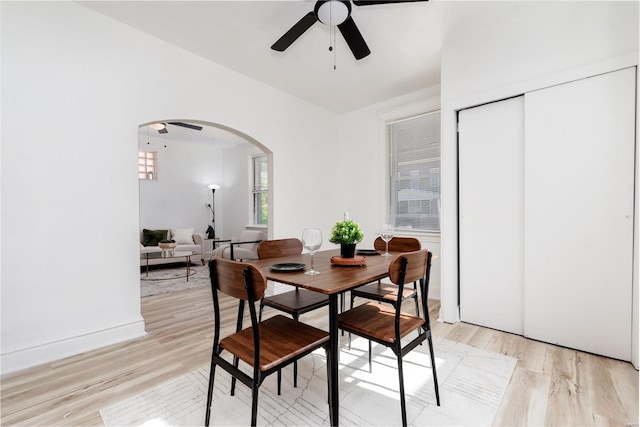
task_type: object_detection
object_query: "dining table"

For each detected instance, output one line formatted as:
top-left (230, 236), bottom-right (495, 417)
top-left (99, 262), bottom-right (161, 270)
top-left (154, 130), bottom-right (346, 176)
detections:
top-left (249, 248), bottom-right (397, 427)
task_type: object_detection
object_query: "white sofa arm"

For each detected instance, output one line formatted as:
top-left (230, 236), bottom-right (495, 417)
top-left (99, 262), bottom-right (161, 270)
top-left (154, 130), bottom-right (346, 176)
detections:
top-left (192, 233), bottom-right (205, 263)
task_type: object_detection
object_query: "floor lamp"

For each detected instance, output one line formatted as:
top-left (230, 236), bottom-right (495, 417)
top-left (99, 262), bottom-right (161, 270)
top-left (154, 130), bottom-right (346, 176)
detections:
top-left (206, 184), bottom-right (220, 240)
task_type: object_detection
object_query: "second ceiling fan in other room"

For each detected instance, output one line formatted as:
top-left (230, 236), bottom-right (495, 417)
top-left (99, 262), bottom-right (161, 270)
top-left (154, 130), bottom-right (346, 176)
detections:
top-left (150, 122), bottom-right (203, 134)
top-left (271, 0), bottom-right (429, 60)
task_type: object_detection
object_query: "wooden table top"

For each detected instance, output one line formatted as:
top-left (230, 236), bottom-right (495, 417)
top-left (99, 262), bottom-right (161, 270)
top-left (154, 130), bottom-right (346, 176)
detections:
top-left (249, 249), bottom-right (397, 295)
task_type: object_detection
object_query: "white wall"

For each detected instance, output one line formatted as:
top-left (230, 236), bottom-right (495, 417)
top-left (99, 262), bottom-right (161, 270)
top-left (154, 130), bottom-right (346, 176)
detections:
top-left (337, 86), bottom-right (442, 299)
top-left (0, 1), bottom-right (339, 374)
top-left (139, 138), bottom-right (225, 236)
top-left (439, 1), bottom-right (638, 364)
top-left (220, 143), bottom-right (260, 240)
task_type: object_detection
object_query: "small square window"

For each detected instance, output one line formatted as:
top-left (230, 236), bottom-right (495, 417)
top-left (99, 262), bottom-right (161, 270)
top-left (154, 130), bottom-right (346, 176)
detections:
top-left (138, 150), bottom-right (157, 180)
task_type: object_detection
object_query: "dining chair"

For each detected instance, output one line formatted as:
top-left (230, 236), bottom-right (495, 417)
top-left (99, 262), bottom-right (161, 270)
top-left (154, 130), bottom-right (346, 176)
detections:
top-left (350, 236), bottom-right (422, 316)
top-left (257, 238), bottom-right (330, 390)
top-left (205, 257), bottom-right (330, 427)
top-left (338, 250), bottom-right (440, 427)
top-left (347, 236), bottom-right (424, 370)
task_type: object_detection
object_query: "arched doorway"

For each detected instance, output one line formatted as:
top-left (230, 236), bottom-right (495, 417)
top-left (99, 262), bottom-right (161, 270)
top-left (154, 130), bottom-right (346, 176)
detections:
top-left (137, 119), bottom-right (272, 297)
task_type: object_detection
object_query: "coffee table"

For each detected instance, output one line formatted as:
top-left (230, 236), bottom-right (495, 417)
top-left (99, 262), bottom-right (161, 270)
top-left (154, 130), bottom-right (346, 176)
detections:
top-left (140, 250), bottom-right (197, 281)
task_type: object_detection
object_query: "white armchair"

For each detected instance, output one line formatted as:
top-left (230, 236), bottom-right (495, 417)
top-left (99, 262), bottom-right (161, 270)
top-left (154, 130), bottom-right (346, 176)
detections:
top-left (212, 230), bottom-right (264, 261)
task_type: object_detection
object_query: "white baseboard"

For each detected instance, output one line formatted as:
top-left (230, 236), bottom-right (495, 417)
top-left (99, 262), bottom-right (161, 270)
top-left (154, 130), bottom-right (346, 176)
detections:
top-left (1, 318), bottom-right (147, 375)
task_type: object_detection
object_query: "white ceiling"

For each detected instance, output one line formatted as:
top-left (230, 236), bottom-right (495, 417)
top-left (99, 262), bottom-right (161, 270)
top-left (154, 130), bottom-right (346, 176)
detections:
top-left (79, 0), bottom-right (445, 114)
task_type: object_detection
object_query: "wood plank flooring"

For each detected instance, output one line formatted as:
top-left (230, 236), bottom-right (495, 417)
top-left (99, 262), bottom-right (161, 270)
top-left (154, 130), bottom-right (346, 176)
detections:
top-left (1, 285), bottom-right (638, 426)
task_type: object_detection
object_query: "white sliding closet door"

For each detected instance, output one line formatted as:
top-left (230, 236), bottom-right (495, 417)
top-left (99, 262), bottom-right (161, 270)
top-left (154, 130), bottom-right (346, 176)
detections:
top-left (524, 68), bottom-right (635, 360)
top-left (459, 97), bottom-right (524, 335)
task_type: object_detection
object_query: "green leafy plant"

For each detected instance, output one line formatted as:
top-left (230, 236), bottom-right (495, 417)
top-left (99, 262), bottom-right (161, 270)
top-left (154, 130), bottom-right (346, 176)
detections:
top-left (329, 219), bottom-right (364, 245)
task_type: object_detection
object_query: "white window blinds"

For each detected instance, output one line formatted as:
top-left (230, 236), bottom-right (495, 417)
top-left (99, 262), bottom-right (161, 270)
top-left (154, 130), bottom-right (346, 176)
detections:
top-left (388, 111), bottom-right (441, 232)
top-left (252, 154), bottom-right (268, 225)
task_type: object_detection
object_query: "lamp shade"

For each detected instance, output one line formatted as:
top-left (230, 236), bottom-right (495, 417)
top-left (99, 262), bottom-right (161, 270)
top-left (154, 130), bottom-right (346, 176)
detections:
top-left (208, 184), bottom-right (220, 191)
top-left (316, 0), bottom-right (350, 26)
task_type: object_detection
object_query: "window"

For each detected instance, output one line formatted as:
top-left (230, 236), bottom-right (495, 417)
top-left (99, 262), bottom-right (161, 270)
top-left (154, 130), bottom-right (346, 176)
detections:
top-left (252, 154), bottom-right (268, 225)
top-left (388, 111), bottom-right (441, 232)
top-left (138, 150), bottom-right (157, 180)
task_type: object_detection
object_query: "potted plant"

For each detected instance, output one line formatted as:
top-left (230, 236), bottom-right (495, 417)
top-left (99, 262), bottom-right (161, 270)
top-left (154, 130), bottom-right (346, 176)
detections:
top-left (329, 219), bottom-right (364, 258)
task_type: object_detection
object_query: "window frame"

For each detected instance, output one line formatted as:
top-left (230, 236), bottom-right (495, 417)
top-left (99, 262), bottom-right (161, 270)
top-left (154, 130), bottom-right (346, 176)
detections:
top-left (138, 150), bottom-right (157, 180)
top-left (251, 153), bottom-right (268, 226)
top-left (386, 109), bottom-right (441, 234)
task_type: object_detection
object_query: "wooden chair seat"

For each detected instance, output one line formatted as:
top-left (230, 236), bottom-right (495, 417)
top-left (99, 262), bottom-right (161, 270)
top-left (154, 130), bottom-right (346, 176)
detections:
top-left (262, 290), bottom-right (329, 316)
top-left (350, 282), bottom-right (418, 304)
top-left (221, 315), bottom-right (329, 372)
top-left (337, 302), bottom-right (424, 345)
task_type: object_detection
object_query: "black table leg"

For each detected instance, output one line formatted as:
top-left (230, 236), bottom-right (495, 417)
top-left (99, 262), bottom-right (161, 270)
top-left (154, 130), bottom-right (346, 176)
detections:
top-left (328, 294), bottom-right (339, 426)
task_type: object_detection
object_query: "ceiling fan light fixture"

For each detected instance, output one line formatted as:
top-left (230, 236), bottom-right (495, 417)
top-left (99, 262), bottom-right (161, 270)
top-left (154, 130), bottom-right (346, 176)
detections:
top-left (316, 0), bottom-right (350, 26)
top-left (149, 122), bottom-right (166, 131)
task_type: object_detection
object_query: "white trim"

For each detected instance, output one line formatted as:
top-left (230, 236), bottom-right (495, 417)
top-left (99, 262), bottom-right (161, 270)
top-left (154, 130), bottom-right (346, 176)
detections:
top-left (386, 109), bottom-right (441, 126)
top-left (1, 318), bottom-right (146, 375)
top-left (633, 65), bottom-right (639, 370)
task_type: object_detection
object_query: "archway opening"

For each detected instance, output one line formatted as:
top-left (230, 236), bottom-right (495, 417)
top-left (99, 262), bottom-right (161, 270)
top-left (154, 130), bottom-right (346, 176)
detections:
top-left (137, 119), bottom-right (273, 297)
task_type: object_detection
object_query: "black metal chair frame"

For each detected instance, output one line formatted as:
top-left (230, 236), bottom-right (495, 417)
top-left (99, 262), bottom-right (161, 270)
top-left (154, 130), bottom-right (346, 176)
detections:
top-left (205, 260), bottom-right (330, 426)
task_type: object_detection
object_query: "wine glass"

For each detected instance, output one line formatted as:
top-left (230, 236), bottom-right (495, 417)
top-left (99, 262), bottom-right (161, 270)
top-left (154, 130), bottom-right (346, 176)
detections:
top-left (380, 224), bottom-right (394, 256)
top-left (302, 228), bottom-right (322, 275)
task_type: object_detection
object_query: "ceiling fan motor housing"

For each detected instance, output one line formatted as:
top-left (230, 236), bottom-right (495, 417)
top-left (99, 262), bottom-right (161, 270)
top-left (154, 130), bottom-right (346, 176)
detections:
top-left (314, 0), bottom-right (351, 26)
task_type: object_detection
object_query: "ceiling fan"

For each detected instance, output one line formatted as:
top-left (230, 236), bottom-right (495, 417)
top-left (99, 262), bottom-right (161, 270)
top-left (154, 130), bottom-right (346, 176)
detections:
top-left (149, 122), bottom-right (203, 134)
top-left (271, 0), bottom-right (429, 60)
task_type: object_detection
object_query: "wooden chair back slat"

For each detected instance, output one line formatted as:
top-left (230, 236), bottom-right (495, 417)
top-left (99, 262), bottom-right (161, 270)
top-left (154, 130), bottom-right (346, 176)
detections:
top-left (210, 257), bottom-right (266, 300)
top-left (257, 238), bottom-right (303, 259)
top-left (388, 250), bottom-right (428, 285)
top-left (374, 236), bottom-right (421, 252)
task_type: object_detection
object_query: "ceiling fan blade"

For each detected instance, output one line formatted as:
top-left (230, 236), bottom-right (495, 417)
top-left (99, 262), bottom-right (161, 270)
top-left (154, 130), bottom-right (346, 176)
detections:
top-left (353, 0), bottom-right (428, 5)
top-left (337, 16), bottom-right (370, 60)
top-left (167, 122), bottom-right (203, 131)
top-left (271, 11), bottom-right (318, 52)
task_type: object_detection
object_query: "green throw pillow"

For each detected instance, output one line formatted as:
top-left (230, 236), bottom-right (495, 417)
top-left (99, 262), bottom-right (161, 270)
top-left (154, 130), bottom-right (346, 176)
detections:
top-left (142, 229), bottom-right (168, 247)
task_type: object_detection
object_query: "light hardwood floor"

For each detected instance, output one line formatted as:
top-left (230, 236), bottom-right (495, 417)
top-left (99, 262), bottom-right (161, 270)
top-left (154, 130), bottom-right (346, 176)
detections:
top-left (1, 284), bottom-right (638, 426)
